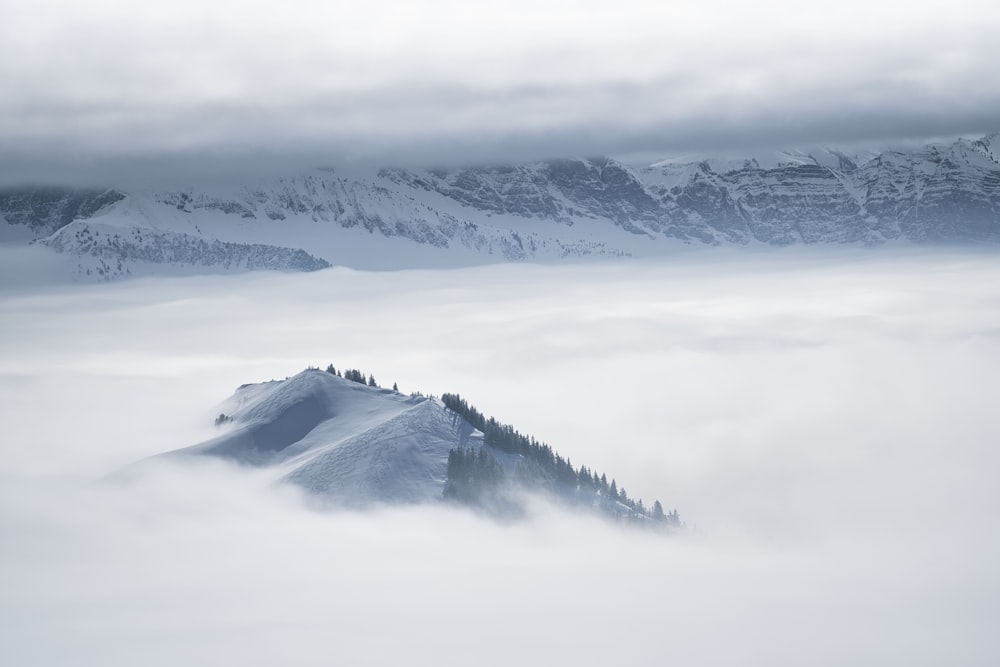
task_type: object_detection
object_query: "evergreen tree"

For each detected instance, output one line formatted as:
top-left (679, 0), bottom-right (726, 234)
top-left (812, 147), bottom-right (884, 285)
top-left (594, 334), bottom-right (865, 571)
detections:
top-left (445, 446), bottom-right (505, 505)
top-left (440, 389), bottom-right (679, 526)
top-left (344, 369), bottom-right (366, 384)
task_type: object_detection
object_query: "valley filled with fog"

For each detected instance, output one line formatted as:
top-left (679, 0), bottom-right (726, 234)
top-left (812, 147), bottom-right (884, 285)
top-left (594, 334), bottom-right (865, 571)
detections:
top-left (1, 247), bottom-right (998, 666)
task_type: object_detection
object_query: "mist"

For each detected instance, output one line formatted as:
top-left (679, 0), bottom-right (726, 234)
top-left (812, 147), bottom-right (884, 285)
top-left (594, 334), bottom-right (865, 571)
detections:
top-left (1, 248), bottom-right (998, 665)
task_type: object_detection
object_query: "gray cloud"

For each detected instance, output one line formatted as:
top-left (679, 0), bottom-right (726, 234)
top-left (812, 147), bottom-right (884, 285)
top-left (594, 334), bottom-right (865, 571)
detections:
top-left (1, 249), bottom-right (998, 664)
top-left (1, 1), bottom-right (998, 184)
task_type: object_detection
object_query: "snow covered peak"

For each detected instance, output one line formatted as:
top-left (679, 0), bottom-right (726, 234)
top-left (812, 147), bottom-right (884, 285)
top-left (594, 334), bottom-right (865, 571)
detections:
top-left (172, 369), bottom-right (475, 505)
top-left (190, 369), bottom-right (429, 464)
top-left (972, 133), bottom-right (1000, 165)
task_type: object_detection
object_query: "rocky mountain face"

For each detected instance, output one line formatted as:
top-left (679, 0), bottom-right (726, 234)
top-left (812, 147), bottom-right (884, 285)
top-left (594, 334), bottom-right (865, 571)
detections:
top-left (41, 221), bottom-right (330, 280)
top-left (379, 134), bottom-right (999, 246)
top-left (1, 134), bottom-right (996, 277)
top-left (637, 134), bottom-right (999, 245)
top-left (0, 187), bottom-right (126, 235)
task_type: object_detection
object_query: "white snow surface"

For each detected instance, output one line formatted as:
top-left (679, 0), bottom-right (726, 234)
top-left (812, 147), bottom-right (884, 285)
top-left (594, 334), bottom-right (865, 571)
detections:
top-left (174, 369), bottom-right (482, 505)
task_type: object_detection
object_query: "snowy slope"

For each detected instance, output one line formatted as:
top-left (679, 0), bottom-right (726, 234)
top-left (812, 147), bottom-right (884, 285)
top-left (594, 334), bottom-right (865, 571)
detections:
top-left (172, 369), bottom-right (482, 505)
top-left (282, 399), bottom-right (481, 503)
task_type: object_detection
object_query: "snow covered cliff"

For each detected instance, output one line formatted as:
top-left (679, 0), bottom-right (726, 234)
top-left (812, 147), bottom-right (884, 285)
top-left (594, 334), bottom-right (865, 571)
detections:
top-left (3, 134), bottom-right (997, 277)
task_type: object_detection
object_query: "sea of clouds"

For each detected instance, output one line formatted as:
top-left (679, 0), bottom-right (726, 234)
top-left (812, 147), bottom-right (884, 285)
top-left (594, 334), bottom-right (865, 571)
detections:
top-left (1, 247), bottom-right (998, 665)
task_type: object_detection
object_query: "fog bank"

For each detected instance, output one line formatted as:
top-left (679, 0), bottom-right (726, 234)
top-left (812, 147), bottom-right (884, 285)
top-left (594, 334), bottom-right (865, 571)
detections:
top-left (1, 248), bottom-right (998, 665)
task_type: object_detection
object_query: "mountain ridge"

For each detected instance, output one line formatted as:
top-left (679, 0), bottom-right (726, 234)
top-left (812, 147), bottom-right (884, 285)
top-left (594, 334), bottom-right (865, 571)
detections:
top-left (2, 134), bottom-right (997, 278)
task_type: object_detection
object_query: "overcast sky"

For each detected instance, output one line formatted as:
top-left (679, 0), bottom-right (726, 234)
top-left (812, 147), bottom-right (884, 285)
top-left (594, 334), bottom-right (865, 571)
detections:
top-left (2, 0), bottom-right (999, 183)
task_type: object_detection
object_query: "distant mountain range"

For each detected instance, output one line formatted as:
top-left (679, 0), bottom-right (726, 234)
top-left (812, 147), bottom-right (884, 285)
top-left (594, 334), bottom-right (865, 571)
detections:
top-left (2, 134), bottom-right (997, 279)
top-left (152, 368), bottom-right (680, 525)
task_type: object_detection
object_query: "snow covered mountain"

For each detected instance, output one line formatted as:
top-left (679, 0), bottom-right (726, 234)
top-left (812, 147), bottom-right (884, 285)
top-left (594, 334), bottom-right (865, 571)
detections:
top-left (2, 134), bottom-right (997, 277)
top-left (159, 368), bottom-right (677, 523)
top-left (173, 370), bottom-right (472, 504)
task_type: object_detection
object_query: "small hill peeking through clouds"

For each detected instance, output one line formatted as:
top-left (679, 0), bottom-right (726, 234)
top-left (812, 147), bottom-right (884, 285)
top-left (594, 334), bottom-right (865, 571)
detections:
top-left (162, 367), bottom-right (681, 526)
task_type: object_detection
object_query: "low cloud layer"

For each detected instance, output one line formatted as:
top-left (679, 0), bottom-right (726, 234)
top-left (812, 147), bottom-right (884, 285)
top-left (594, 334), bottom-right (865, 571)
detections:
top-left (2, 1), bottom-right (998, 184)
top-left (1, 249), bottom-right (998, 664)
